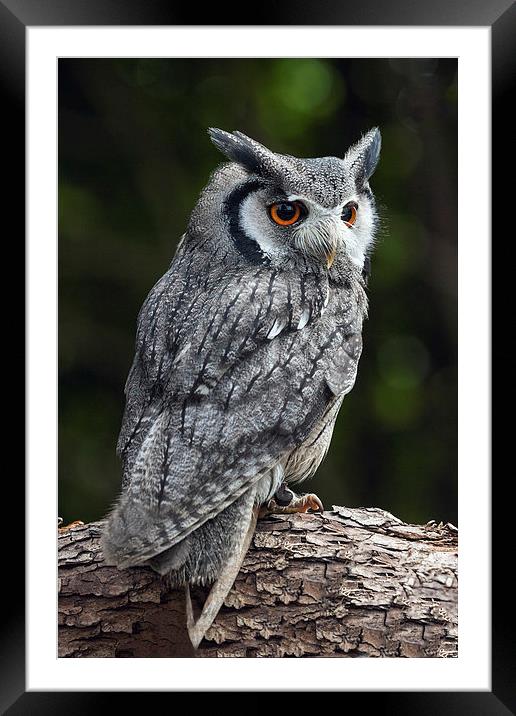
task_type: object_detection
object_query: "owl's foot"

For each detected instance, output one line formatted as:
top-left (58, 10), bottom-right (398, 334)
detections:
top-left (58, 517), bottom-right (85, 533)
top-left (260, 486), bottom-right (324, 517)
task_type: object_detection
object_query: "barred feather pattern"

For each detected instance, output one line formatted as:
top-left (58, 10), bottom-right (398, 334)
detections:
top-left (102, 234), bottom-right (366, 571)
top-left (101, 128), bottom-right (379, 585)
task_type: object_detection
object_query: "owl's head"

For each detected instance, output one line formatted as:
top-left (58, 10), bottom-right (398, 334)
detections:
top-left (188, 127), bottom-right (381, 273)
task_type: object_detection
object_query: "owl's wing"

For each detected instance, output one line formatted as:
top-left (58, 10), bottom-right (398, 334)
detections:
top-left (104, 241), bottom-right (364, 568)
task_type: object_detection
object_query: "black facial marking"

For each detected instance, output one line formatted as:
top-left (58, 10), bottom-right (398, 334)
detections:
top-left (224, 180), bottom-right (271, 265)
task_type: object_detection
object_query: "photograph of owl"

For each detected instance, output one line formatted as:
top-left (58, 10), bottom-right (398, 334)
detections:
top-left (101, 126), bottom-right (381, 647)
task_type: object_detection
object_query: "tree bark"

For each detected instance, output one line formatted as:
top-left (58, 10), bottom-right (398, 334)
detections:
top-left (58, 506), bottom-right (458, 658)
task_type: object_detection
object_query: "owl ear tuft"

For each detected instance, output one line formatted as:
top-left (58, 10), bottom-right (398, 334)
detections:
top-left (208, 128), bottom-right (263, 173)
top-left (345, 127), bottom-right (381, 185)
top-left (208, 128), bottom-right (281, 177)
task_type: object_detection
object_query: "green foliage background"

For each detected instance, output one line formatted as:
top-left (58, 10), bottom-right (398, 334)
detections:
top-left (59, 58), bottom-right (457, 526)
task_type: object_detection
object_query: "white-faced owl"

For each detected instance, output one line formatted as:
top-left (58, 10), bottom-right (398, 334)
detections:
top-left (102, 127), bottom-right (381, 647)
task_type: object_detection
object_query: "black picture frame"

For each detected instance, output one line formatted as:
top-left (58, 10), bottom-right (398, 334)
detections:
top-left (6, 0), bottom-right (510, 710)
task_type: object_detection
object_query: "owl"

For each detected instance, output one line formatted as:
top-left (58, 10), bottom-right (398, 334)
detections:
top-left (102, 127), bottom-right (381, 648)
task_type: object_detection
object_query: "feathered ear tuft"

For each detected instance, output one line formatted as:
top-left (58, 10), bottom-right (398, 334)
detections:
top-left (208, 128), bottom-right (262, 173)
top-left (208, 128), bottom-right (291, 180)
top-left (345, 127), bottom-right (381, 186)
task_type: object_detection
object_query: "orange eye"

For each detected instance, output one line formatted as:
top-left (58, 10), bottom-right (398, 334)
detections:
top-left (269, 201), bottom-right (303, 226)
top-left (342, 203), bottom-right (358, 227)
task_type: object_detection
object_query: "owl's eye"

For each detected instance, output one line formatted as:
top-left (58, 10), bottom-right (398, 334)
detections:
top-left (269, 201), bottom-right (305, 226)
top-left (342, 202), bottom-right (358, 227)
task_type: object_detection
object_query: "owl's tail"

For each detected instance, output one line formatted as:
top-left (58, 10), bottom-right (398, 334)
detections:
top-left (103, 474), bottom-right (258, 649)
top-left (101, 409), bottom-right (260, 648)
top-left (185, 486), bottom-right (258, 649)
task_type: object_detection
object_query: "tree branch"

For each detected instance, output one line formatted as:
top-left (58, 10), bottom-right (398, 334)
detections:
top-left (58, 506), bottom-right (458, 658)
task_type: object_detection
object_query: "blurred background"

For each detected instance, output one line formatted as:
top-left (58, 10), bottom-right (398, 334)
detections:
top-left (59, 58), bottom-right (457, 526)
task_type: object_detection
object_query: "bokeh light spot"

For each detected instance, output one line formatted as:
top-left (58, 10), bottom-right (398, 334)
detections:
top-left (377, 335), bottom-right (430, 389)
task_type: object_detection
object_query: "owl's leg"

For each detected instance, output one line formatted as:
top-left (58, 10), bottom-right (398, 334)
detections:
top-left (259, 484), bottom-right (324, 517)
top-left (185, 496), bottom-right (259, 650)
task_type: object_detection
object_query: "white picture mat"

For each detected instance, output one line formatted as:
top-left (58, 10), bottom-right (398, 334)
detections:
top-left (27, 26), bottom-right (490, 690)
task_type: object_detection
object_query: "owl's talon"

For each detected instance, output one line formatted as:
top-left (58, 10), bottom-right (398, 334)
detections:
top-left (302, 494), bottom-right (324, 513)
top-left (58, 519), bottom-right (85, 533)
top-left (260, 492), bottom-right (324, 516)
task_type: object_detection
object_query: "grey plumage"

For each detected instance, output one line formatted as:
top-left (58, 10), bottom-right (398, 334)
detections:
top-left (102, 127), bottom-right (381, 636)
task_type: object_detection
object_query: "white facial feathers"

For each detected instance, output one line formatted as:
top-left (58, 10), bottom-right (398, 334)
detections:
top-left (238, 190), bottom-right (376, 271)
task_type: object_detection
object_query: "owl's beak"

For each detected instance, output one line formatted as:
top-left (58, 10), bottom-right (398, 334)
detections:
top-left (294, 217), bottom-right (339, 269)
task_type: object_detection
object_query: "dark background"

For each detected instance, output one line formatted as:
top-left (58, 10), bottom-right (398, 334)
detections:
top-left (58, 58), bottom-right (457, 526)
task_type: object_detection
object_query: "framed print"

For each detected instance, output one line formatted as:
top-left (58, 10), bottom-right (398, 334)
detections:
top-left (5, 0), bottom-right (511, 709)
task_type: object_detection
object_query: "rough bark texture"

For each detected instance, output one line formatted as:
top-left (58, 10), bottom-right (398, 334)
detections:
top-left (58, 506), bottom-right (458, 658)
